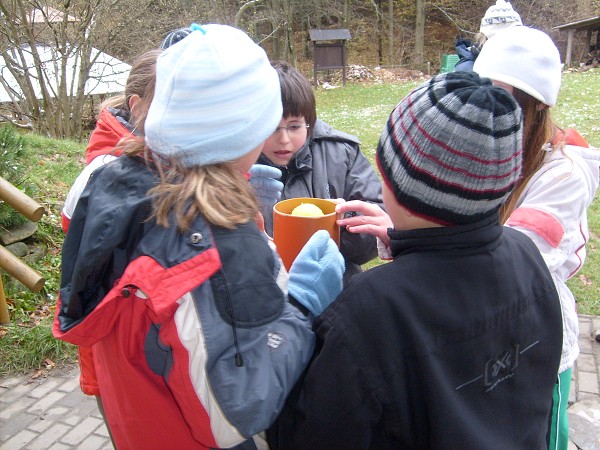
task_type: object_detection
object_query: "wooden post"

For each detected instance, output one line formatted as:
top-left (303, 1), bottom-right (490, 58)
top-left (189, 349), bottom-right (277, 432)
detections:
top-left (0, 176), bottom-right (45, 222)
top-left (566, 29), bottom-right (574, 67)
top-left (0, 245), bottom-right (45, 293)
top-left (342, 43), bottom-right (347, 86)
top-left (314, 43), bottom-right (318, 87)
top-left (0, 277), bottom-right (9, 324)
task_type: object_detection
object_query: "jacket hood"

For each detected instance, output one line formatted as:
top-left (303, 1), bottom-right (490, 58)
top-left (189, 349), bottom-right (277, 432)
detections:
top-left (312, 119), bottom-right (360, 145)
top-left (85, 107), bottom-right (135, 164)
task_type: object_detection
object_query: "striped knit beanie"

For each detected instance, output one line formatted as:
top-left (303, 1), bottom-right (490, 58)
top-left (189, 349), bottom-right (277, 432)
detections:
top-left (376, 71), bottom-right (523, 226)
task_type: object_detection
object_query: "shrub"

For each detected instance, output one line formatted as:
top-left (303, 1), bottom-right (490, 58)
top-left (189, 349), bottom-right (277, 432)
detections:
top-left (0, 125), bottom-right (31, 229)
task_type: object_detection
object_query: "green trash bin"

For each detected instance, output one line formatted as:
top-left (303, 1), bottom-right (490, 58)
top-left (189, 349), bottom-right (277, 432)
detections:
top-left (440, 54), bottom-right (460, 73)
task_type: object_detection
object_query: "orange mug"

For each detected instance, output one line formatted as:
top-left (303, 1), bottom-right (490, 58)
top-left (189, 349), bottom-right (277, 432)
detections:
top-left (273, 198), bottom-right (341, 271)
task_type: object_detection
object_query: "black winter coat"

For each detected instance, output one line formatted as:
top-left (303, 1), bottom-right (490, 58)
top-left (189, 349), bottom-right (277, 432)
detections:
top-left (269, 214), bottom-right (563, 449)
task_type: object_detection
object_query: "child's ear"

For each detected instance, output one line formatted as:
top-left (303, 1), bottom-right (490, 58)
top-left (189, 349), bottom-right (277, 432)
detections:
top-left (536, 102), bottom-right (548, 112)
top-left (128, 94), bottom-right (141, 114)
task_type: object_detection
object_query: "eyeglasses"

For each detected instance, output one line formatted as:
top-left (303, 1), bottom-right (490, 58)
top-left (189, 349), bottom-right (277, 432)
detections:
top-left (272, 123), bottom-right (309, 136)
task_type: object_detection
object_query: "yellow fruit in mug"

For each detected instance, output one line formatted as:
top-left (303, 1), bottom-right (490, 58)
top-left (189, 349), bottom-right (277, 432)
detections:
top-left (291, 203), bottom-right (325, 217)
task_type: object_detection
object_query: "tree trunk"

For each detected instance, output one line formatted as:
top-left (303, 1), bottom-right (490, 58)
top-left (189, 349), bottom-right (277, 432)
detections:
top-left (316, 0), bottom-right (322, 29)
top-left (372, 0), bottom-right (383, 66)
top-left (343, 0), bottom-right (349, 28)
top-left (270, 0), bottom-right (282, 60)
top-left (414, 0), bottom-right (425, 68)
top-left (388, 0), bottom-right (394, 66)
top-left (283, 0), bottom-right (296, 65)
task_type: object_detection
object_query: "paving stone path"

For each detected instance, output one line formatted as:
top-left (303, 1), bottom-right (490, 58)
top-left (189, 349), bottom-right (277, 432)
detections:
top-left (1, 315), bottom-right (599, 450)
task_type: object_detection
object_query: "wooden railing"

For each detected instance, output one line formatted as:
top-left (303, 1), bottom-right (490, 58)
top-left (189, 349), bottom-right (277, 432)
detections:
top-left (0, 176), bottom-right (46, 324)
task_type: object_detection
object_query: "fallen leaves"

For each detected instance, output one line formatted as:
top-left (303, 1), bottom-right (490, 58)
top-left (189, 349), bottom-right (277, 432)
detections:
top-left (579, 274), bottom-right (593, 286)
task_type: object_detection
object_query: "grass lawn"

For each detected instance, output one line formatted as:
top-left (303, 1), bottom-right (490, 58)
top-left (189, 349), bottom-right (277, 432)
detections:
top-left (0, 68), bottom-right (599, 376)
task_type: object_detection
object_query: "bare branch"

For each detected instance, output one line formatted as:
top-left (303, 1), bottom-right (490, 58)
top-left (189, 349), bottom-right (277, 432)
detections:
top-left (235, 0), bottom-right (266, 28)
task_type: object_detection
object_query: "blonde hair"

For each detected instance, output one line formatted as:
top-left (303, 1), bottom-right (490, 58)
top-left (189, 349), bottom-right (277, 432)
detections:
top-left (500, 88), bottom-right (555, 223)
top-left (472, 32), bottom-right (488, 52)
top-left (120, 138), bottom-right (258, 232)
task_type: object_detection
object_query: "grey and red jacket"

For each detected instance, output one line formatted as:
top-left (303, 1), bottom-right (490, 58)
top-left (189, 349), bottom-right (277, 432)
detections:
top-left (53, 155), bottom-right (315, 449)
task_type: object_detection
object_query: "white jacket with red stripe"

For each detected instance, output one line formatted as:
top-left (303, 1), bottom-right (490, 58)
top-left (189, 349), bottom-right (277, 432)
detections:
top-left (506, 143), bottom-right (600, 373)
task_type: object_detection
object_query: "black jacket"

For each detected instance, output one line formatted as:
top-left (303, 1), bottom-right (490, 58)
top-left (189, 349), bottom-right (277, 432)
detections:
top-left (268, 214), bottom-right (563, 449)
top-left (258, 119), bottom-right (383, 284)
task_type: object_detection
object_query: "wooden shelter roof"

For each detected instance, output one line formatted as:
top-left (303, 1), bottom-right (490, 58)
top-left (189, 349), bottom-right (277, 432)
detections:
top-left (554, 16), bottom-right (600, 32)
top-left (554, 16), bottom-right (600, 67)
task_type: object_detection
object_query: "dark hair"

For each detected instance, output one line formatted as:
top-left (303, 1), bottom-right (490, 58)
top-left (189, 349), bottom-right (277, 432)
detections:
top-left (271, 61), bottom-right (317, 134)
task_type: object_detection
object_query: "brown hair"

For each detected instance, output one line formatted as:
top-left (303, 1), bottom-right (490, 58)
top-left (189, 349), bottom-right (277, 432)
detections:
top-left (120, 139), bottom-right (258, 232)
top-left (271, 61), bottom-right (317, 134)
top-left (499, 88), bottom-right (555, 223)
top-left (101, 49), bottom-right (162, 134)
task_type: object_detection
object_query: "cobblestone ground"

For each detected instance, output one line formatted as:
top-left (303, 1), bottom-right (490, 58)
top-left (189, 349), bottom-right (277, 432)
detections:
top-left (1, 315), bottom-right (599, 450)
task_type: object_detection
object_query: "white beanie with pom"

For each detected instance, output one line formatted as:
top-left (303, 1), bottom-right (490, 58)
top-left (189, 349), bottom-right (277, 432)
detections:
top-left (480, 0), bottom-right (522, 38)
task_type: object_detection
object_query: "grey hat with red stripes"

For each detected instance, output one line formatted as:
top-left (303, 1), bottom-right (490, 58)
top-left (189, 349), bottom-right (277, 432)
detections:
top-left (376, 71), bottom-right (523, 226)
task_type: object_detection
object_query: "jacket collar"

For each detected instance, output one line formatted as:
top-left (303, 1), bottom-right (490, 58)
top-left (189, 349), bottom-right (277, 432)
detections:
top-left (388, 213), bottom-right (502, 258)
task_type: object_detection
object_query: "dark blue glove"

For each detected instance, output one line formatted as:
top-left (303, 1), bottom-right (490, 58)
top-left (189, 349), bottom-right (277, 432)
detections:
top-left (249, 164), bottom-right (283, 214)
top-left (288, 230), bottom-right (345, 316)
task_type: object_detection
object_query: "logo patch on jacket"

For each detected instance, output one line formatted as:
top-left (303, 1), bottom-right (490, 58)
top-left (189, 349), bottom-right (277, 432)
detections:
top-left (484, 345), bottom-right (519, 391)
top-left (455, 341), bottom-right (539, 393)
top-left (267, 332), bottom-right (286, 351)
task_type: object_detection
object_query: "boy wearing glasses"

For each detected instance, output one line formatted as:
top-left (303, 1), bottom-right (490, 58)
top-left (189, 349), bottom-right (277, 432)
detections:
top-left (254, 61), bottom-right (383, 284)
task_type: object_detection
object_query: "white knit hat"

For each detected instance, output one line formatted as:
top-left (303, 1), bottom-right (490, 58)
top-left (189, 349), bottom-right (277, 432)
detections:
top-left (145, 24), bottom-right (282, 167)
top-left (480, 0), bottom-right (522, 38)
top-left (473, 26), bottom-right (562, 107)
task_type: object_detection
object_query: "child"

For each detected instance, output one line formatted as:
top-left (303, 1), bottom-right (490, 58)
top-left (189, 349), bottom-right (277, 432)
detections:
top-left (474, 26), bottom-right (600, 450)
top-left (267, 72), bottom-right (563, 449)
top-left (479, 0), bottom-right (522, 39)
top-left (453, 33), bottom-right (486, 72)
top-left (54, 24), bottom-right (344, 449)
top-left (454, 0), bottom-right (521, 72)
top-left (60, 50), bottom-right (161, 446)
top-left (453, 0), bottom-right (587, 151)
top-left (82, 49), bottom-right (160, 166)
top-left (252, 60), bottom-right (383, 284)
top-left (62, 48), bottom-right (161, 232)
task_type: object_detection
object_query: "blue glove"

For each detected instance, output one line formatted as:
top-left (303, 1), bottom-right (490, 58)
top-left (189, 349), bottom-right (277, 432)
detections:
top-left (288, 230), bottom-right (345, 316)
top-left (249, 164), bottom-right (283, 213)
